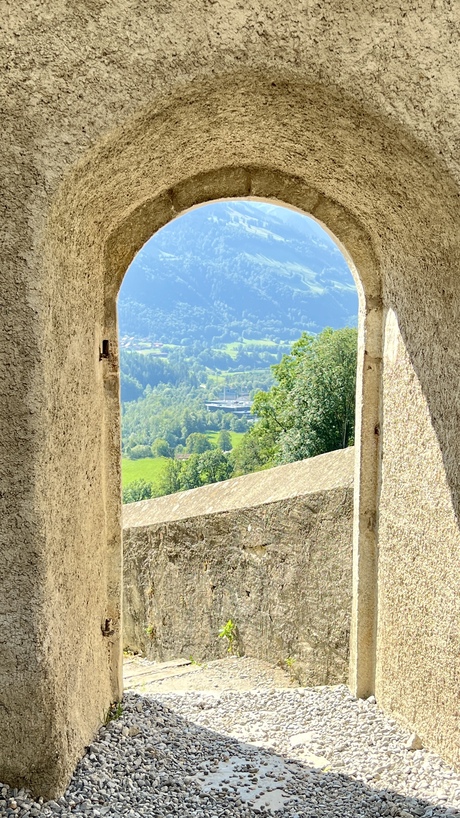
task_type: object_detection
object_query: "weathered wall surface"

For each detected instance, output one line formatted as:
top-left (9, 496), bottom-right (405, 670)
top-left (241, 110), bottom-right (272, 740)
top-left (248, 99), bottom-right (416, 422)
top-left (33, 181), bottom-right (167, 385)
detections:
top-left (123, 449), bottom-right (354, 686)
top-left (375, 310), bottom-right (460, 770)
top-left (2, 0), bottom-right (460, 797)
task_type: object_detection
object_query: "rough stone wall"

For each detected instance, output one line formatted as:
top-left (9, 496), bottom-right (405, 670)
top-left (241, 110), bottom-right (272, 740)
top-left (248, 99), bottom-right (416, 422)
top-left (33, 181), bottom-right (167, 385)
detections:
top-left (2, 0), bottom-right (460, 796)
top-left (123, 449), bottom-right (354, 686)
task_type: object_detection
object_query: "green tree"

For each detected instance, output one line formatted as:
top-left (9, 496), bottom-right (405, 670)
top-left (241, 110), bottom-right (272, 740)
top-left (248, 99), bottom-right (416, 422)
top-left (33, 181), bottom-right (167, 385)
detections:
top-left (179, 454), bottom-right (202, 490)
top-left (151, 438), bottom-right (171, 458)
top-left (198, 449), bottom-right (233, 484)
top-left (159, 460), bottom-right (183, 495)
top-left (120, 372), bottom-right (143, 402)
top-left (236, 327), bottom-right (357, 471)
top-left (231, 423), bottom-right (276, 475)
top-left (129, 444), bottom-right (153, 459)
top-left (185, 432), bottom-right (213, 454)
top-left (122, 479), bottom-right (154, 504)
top-left (277, 327), bottom-right (357, 461)
top-left (230, 415), bottom-right (249, 432)
top-left (216, 429), bottom-right (232, 451)
top-left (178, 450), bottom-right (233, 490)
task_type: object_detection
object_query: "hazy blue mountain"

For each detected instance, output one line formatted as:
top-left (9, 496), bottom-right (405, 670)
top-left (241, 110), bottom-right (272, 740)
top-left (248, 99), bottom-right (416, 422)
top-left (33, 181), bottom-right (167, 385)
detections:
top-left (118, 200), bottom-right (358, 344)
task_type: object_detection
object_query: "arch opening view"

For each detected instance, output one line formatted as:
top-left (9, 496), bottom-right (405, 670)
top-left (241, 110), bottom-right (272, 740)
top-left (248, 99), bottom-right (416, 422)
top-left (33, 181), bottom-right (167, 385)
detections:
top-left (118, 199), bottom-right (359, 497)
top-left (118, 198), bottom-right (359, 685)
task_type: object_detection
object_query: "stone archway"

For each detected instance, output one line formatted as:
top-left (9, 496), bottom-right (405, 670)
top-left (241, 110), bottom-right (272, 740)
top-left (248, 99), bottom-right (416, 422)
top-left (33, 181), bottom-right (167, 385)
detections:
top-left (108, 177), bottom-right (382, 690)
top-left (3, 72), bottom-right (460, 796)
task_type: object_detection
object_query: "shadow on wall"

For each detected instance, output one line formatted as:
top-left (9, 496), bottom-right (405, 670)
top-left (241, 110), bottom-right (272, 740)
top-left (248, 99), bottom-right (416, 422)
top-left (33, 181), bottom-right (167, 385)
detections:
top-left (385, 292), bottom-right (460, 530)
top-left (373, 307), bottom-right (460, 772)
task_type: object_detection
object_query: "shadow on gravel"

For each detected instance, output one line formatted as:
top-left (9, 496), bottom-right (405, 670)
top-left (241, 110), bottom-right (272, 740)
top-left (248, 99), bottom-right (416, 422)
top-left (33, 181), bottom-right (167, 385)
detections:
top-left (41, 694), bottom-right (458, 818)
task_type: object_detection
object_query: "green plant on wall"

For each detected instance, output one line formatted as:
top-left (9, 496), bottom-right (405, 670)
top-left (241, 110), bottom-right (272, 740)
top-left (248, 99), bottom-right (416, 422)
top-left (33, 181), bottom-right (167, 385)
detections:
top-left (282, 655), bottom-right (303, 684)
top-left (218, 619), bottom-right (237, 654)
top-left (284, 656), bottom-right (296, 676)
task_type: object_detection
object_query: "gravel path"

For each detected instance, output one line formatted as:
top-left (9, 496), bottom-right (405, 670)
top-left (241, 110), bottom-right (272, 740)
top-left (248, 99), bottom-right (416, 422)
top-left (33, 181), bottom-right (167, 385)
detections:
top-left (2, 659), bottom-right (460, 818)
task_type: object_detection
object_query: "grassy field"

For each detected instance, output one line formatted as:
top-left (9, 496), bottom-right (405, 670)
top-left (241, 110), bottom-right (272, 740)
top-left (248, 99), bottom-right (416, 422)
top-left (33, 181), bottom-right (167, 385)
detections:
top-left (207, 367), bottom-right (273, 385)
top-left (122, 431), bottom-right (246, 487)
top-left (123, 339), bottom-right (289, 358)
top-left (135, 343), bottom-right (180, 355)
top-left (121, 457), bottom-right (169, 488)
top-left (221, 339), bottom-right (291, 358)
top-left (205, 430), bottom-right (245, 448)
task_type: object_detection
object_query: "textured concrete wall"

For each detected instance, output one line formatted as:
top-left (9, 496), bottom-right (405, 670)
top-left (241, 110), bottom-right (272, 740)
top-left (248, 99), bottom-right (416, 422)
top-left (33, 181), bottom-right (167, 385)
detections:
top-left (375, 310), bottom-right (460, 770)
top-left (2, 0), bottom-right (460, 797)
top-left (123, 449), bottom-right (354, 686)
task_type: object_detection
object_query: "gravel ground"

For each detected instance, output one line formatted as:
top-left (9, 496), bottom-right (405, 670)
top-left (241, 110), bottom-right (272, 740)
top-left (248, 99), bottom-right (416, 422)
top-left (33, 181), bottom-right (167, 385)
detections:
top-left (2, 661), bottom-right (460, 818)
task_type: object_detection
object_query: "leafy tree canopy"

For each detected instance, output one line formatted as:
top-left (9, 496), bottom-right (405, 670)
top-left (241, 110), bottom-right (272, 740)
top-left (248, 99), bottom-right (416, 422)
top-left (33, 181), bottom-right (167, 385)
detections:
top-left (151, 438), bottom-right (172, 458)
top-left (216, 430), bottom-right (232, 451)
top-left (234, 327), bottom-right (357, 470)
top-left (129, 444), bottom-right (154, 460)
top-left (122, 479), bottom-right (155, 503)
top-left (185, 433), bottom-right (214, 454)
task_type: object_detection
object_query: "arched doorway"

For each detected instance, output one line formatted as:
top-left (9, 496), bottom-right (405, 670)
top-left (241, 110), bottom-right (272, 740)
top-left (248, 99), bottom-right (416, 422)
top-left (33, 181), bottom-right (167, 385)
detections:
top-left (118, 196), bottom-right (361, 678)
top-left (10, 73), bottom-right (460, 796)
top-left (38, 78), bottom-right (386, 795)
top-left (103, 171), bottom-right (381, 699)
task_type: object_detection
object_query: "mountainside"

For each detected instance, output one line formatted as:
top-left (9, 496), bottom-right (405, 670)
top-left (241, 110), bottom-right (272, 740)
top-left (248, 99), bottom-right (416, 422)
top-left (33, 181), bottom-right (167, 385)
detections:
top-left (118, 201), bottom-right (358, 344)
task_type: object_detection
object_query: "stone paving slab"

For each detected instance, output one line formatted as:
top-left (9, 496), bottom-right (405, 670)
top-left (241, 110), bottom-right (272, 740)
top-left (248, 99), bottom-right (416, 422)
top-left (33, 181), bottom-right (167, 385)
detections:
top-left (123, 657), bottom-right (193, 679)
top-left (123, 654), bottom-right (297, 694)
top-left (123, 657), bottom-right (201, 689)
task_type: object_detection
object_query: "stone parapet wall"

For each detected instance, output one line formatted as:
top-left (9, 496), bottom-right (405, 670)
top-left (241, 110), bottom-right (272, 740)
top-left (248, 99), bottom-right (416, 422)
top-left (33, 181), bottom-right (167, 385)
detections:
top-left (123, 448), bottom-right (354, 686)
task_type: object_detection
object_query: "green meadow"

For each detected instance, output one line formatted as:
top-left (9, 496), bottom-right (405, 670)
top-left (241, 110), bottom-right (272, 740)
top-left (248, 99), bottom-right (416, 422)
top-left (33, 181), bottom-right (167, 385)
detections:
top-left (222, 338), bottom-right (291, 358)
top-left (205, 430), bottom-right (245, 448)
top-left (121, 431), bottom-right (245, 488)
top-left (121, 457), bottom-right (169, 489)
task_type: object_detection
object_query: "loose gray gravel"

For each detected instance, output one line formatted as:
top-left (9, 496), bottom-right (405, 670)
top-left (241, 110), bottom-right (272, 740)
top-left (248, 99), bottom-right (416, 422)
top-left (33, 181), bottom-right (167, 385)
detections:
top-left (2, 685), bottom-right (460, 817)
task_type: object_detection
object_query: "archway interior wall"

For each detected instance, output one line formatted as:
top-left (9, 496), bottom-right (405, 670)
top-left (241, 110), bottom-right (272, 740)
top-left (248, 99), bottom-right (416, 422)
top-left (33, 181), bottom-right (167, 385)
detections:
top-left (106, 163), bottom-right (383, 696)
top-left (375, 295), bottom-right (460, 769)
top-left (2, 75), bottom-right (460, 796)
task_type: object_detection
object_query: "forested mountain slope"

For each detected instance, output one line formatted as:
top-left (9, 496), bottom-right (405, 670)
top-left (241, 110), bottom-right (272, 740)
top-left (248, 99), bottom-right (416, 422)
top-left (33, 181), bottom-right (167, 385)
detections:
top-left (118, 200), bottom-right (358, 344)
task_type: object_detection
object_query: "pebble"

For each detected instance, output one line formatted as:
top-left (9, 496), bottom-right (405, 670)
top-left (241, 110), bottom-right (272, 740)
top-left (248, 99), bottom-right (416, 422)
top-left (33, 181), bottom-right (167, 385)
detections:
top-left (407, 733), bottom-right (424, 751)
top-left (1, 683), bottom-right (460, 817)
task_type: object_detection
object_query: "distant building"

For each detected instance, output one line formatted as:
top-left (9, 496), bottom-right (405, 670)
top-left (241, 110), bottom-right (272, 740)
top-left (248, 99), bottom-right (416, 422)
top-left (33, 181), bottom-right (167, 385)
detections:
top-left (205, 398), bottom-right (252, 416)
